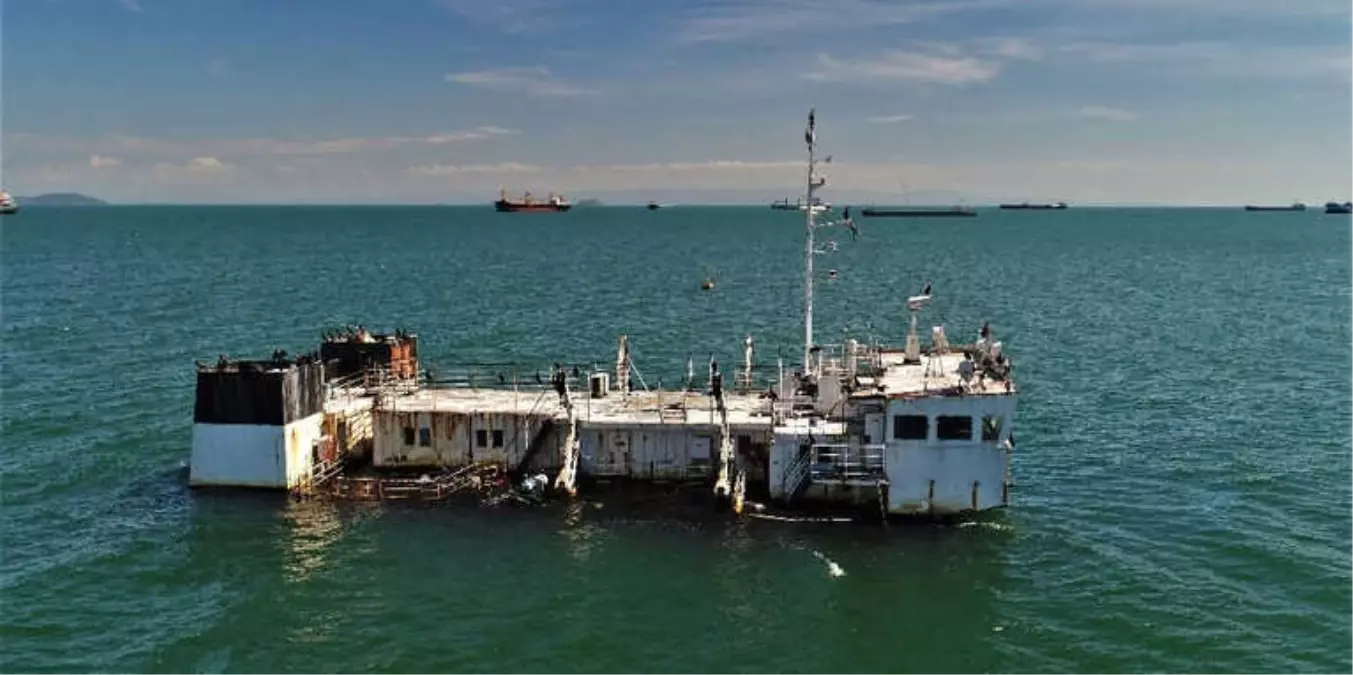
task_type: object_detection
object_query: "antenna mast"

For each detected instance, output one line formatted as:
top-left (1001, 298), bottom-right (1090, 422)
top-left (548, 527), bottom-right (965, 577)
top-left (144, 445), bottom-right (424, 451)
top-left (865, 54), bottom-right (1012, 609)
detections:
top-left (803, 109), bottom-right (818, 373)
top-left (798, 109), bottom-right (855, 376)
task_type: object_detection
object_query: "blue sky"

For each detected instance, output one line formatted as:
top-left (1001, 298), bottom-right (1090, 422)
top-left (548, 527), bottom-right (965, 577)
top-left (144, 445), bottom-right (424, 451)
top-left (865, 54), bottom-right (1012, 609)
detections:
top-left (2, 0), bottom-right (1350, 204)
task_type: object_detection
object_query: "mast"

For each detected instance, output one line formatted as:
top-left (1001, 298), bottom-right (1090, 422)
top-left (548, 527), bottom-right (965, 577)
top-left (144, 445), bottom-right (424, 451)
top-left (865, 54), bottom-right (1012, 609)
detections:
top-left (803, 109), bottom-right (817, 373)
top-left (798, 109), bottom-right (855, 375)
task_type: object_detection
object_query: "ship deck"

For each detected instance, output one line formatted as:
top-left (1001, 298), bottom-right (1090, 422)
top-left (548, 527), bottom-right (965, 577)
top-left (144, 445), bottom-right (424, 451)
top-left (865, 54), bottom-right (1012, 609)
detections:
top-left (326, 386), bottom-right (776, 428)
top-left (324, 350), bottom-right (1015, 423)
top-left (855, 351), bottom-right (1016, 398)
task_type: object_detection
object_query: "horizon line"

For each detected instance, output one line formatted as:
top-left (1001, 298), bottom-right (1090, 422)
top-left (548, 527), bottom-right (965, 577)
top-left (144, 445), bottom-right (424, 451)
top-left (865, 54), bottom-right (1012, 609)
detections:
top-left (12, 201), bottom-right (1342, 209)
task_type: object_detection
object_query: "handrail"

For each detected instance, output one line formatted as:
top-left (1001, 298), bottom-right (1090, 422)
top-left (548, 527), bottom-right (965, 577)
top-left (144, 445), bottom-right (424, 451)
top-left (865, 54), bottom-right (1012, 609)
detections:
top-left (808, 443), bottom-right (886, 481)
top-left (782, 448), bottom-right (813, 501)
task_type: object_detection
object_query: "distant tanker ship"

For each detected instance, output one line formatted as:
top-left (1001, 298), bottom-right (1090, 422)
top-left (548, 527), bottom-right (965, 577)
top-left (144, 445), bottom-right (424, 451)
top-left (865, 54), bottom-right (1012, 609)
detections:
top-left (494, 189), bottom-right (572, 212)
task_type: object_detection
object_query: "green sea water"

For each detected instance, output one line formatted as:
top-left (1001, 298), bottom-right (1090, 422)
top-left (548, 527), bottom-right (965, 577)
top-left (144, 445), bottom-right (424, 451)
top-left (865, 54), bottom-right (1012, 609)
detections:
top-left (1, 205), bottom-right (1350, 673)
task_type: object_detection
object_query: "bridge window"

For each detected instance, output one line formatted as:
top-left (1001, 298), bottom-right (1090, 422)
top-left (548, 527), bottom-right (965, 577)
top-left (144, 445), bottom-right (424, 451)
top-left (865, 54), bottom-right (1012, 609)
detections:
top-left (982, 415), bottom-right (1003, 442)
top-left (492, 429), bottom-right (504, 448)
top-left (418, 427), bottom-right (432, 447)
top-left (937, 415), bottom-right (973, 441)
top-left (475, 429), bottom-right (488, 447)
top-left (893, 415), bottom-right (927, 440)
top-left (402, 426), bottom-right (415, 446)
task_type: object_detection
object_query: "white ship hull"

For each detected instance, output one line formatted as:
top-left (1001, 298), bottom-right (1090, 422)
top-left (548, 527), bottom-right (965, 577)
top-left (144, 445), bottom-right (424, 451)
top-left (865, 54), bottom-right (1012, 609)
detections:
top-left (190, 413), bottom-right (325, 489)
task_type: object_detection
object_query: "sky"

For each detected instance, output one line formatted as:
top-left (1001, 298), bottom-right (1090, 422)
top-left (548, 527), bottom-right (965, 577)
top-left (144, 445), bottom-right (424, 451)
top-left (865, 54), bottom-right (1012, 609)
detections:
top-left (1, 0), bottom-right (1350, 205)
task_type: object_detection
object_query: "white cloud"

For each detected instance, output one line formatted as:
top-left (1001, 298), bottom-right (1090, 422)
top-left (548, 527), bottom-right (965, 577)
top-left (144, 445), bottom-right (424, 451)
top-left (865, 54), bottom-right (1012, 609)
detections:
top-left (980, 37), bottom-right (1043, 61)
top-left (7, 127), bottom-right (519, 157)
top-left (867, 114), bottom-right (914, 124)
top-left (444, 67), bottom-right (597, 97)
top-left (406, 162), bottom-right (542, 176)
top-left (404, 159), bottom-right (805, 186)
top-left (1059, 41), bottom-right (1351, 79)
top-left (1078, 106), bottom-right (1139, 122)
top-left (674, 0), bottom-right (1006, 44)
top-left (571, 160), bottom-right (801, 172)
top-left (89, 154), bottom-right (122, 169)
top-left (153, 156), bottom-right (234, 180)
top-left (805, 51), bottom-right (1001, 85)
top-left (1044, 0), bottom-right (1349, 19)
top-left (433, 0), bottom-right (591, 35)
top-left (186, 157), bottom-right (226, 170)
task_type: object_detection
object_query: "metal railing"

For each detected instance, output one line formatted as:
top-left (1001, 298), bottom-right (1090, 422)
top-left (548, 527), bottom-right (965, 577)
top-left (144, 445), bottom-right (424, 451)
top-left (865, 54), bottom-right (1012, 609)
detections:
top-left (808, 443), bottom-right (887, 483)
top-left (813, 341), bottom-right (884, 378)
top-left (782, 448), bottom-right (813, 502)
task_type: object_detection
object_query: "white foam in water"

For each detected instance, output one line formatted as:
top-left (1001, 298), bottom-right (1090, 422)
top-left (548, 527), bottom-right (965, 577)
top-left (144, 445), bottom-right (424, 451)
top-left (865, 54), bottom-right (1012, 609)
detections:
top-left (811, 550), bottom-right (846, 577)
top-left (957, 521), bottom-right (1014, 532)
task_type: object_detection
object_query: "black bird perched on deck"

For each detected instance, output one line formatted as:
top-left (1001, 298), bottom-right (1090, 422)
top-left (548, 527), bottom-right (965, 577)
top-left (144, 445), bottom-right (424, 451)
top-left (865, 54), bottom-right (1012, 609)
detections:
top-left (921, 281), bottom-right (932, 296)
top-left (498, 372), bottom-right (506, 385)
top-left (980, 321), bottom-right (991, 339)
top-left (534, 370), bottom-right (543, 384)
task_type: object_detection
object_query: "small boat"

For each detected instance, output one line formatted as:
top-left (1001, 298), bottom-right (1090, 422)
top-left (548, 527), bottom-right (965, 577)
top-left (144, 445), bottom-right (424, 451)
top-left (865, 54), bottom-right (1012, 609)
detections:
top-left (860, 205), bottom-right (976, 218)
top-left (647, 201), bottom-right (661, 210)
top-left (494, 189), bottom-right (572, 212)
top-left (0, 191), bottom-right (17, 215)
top-left (999, 201), bottom-right (1067, 210)
top-left (1244, 202), bottom-right (1306, 212)
top-left (1324, 201), bottom-right (1352, 214)
top-left (700, 265), bottom-right (716, 290)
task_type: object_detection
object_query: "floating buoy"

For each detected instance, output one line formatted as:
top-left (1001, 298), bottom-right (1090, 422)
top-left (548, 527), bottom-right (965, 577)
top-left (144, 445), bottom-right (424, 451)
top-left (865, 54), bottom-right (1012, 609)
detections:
top-left (701, 279), bottom-right (715, 290)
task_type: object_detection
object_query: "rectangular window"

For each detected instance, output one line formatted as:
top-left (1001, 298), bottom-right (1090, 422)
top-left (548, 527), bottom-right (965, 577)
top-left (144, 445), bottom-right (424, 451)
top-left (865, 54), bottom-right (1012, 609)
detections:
top-left (402, 427), bottom-right (415, 446)
top-left (475, 429), bottom-right (488, 448)
top-left (982, 415), bottom-right (1003, 442)
top-left (893, 415), bottom-right (927, 440)
top-left (418, 427), bottom-right (432, 447)
top-left (492, 429), bottom-right (504, 448)
top-left (937, 415), bottom-right (973, 441)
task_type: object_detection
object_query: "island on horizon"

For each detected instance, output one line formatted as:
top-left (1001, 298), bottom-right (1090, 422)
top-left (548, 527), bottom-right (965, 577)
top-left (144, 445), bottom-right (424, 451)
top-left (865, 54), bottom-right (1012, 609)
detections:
top-left (17, 192), bottom-right (109, 206)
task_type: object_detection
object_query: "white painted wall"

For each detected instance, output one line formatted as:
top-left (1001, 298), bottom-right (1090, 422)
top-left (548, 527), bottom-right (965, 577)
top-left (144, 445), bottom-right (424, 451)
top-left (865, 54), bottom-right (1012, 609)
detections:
top-left (767, 435), bottom-right (796, 499)
top-left (190, 412), bottom-right (324, 489)
top-left (882, 395), bottom-right (1016, 514)
top-left (282, 413), bottom-right (325, 490)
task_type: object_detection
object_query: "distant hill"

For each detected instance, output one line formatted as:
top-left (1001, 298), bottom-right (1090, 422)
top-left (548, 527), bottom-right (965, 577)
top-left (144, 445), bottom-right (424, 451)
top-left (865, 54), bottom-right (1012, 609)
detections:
top-left (17, 192), bottom-right (108, 206)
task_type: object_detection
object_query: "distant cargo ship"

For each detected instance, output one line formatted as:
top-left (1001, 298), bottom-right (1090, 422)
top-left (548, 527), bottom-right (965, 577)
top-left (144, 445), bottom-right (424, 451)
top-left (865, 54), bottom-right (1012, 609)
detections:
top-left (860, 205), bottom-right (977, 218)
top-left (1324, 201), bottom-right (1352, 214)
top-left (0, 191), bottom-right (17, 215)
top-left (1244, 202), bottom-right (1306, 212)
top-left (494, 189), bottom-right (572, 212)
top-left (999, 201), bottom-right (1067, 210)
